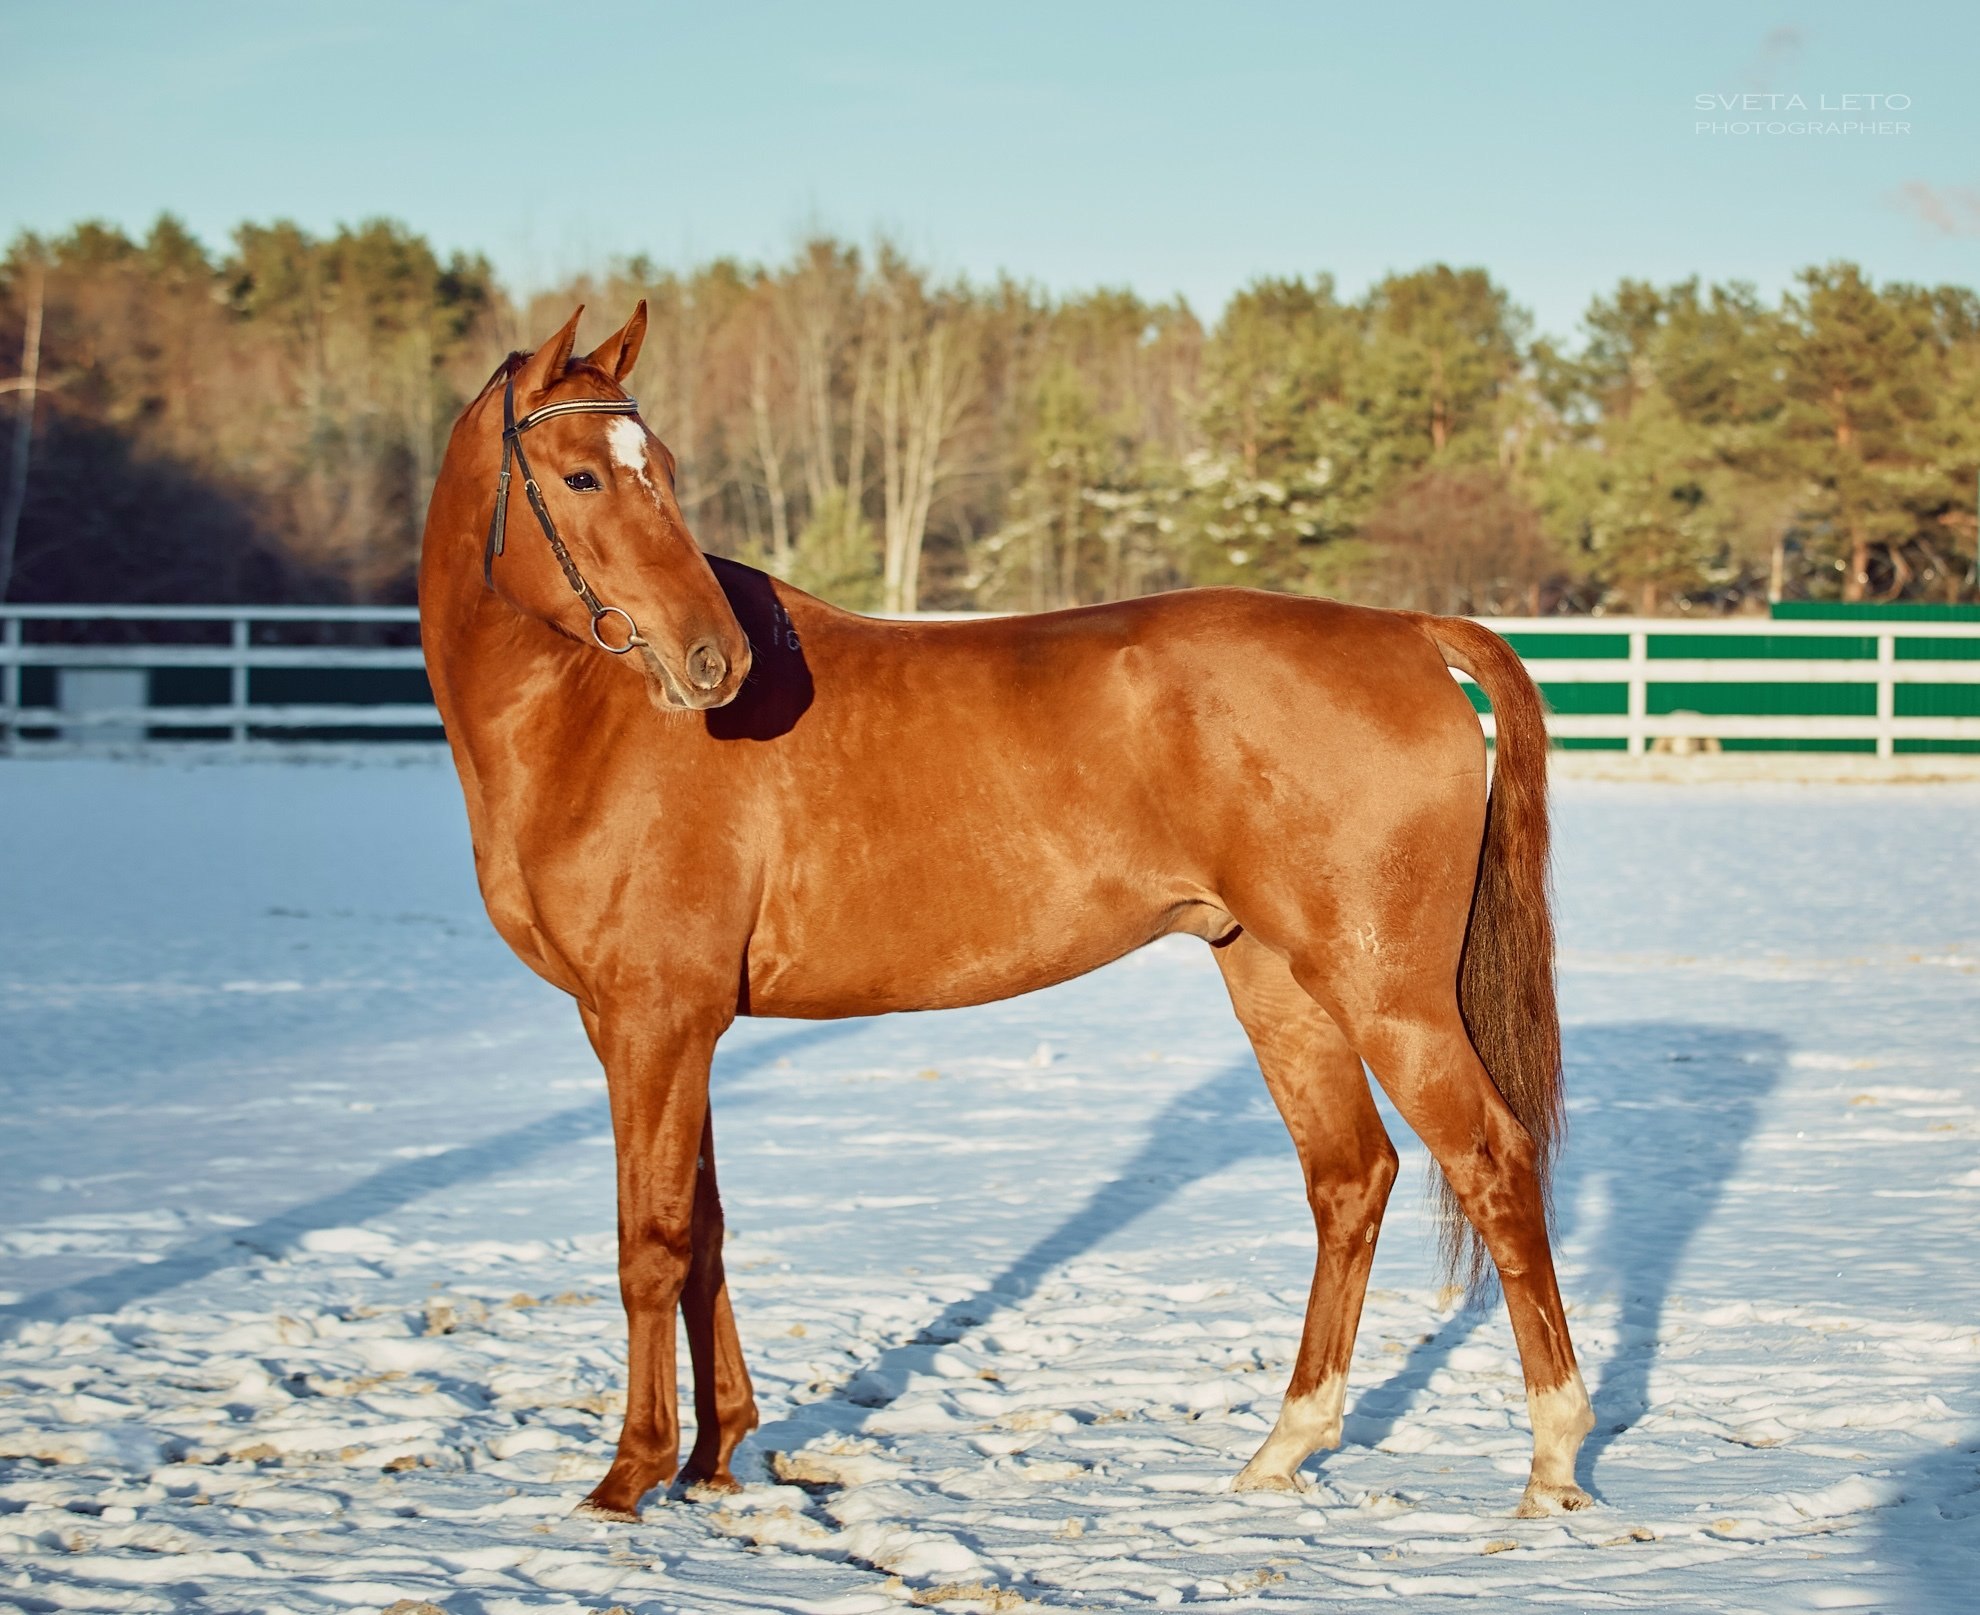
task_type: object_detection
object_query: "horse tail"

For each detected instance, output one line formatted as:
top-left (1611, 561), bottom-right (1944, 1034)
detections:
top-left (1420, 614), bottom-right (1563, 1293)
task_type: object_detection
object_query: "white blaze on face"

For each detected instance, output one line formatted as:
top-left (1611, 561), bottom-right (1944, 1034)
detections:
top-left (606, 416), bottom-right (664, 509)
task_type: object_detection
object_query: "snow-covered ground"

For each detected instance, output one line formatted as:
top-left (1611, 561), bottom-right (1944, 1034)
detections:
top-left (1, 753), bottom-right (1976, 1615)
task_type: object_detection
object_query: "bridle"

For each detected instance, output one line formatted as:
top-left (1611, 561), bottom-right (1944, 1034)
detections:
top-left (482, 371), bottom-right (645, 654)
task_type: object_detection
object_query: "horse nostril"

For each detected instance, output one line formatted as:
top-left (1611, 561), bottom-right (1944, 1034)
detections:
top-left (685, 638), bottom-right (729, 691)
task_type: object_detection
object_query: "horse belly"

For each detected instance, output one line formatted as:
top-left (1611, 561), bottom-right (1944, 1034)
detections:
top-left (743, 836), bottom-right (1175, 1017)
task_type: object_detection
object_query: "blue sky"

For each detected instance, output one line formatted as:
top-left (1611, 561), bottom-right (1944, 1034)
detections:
top-left (3, 0), bottom-right (1975, 340)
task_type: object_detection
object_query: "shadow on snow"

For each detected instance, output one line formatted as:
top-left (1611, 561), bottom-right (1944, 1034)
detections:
top-left (748, 1057), bottom-right (1276, 1456)
top-left (749, 1019), bottom-right (1786, 1508)
top-left (0, 1021), bottom-right (855, 1344)
top-left (5, 1010), bottom-right (1789, 1518)
top-left (1347, 1020), bottom-right (1787, 1500)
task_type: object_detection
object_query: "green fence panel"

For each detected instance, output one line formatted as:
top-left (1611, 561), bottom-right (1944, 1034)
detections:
top-left (1648, 633), bottom-right (1876, 660)
top-left (1772, 602), bottom-right (1980, 622)
top-left (1461, 683), bottom-right (1630, 716)
top-left (1895, 685), bottom-right (1980, 718)
top-left (1541, 682), bottom-right (1630, 715)
top-left (1647, 681), bottom-right (1878, 716)
top-left (1896, 637), bottom-right (1980, 661)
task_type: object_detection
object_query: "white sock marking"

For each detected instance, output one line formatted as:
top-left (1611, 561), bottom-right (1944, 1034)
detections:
top-left (1234, 1373), bottom-right (1346, 1490)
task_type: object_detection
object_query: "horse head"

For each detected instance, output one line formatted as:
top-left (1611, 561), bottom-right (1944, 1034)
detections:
top-left (467, 303), bottom-right (751, 712)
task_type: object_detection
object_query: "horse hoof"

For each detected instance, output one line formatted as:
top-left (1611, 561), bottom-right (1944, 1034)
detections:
top-left (683, 1472), bottom-right (744, 1500)
top-left (1516, 1482), bottom-right (1594, 1517)
top-left (1231, 1467), bottom-right (1300, 1494)
top-left (573, 1498), bottom-right (642, 1523)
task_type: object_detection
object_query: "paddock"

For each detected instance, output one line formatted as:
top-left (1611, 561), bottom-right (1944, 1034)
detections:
top-left (0, 754), bottom-right (1975, 1612)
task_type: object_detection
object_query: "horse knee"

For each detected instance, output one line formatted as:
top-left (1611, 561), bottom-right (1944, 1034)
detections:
top-left (1306, 1137), bottom-right (1398, 1241)
top-left (1471, 1110), bottom-right (1539, 1180)
top-left (1368, 1137), bottom-right (1400, 1199)
top-left (619, 1222), bottom-right (693, 1301)
top-left (1440, 1115), bottom-right (1547, 1249)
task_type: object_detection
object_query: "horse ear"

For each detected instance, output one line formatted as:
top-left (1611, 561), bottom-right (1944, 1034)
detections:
top-left (583, 301), bottom-right (647, 383)
top-left (514, 306), bottom-right (586, 400)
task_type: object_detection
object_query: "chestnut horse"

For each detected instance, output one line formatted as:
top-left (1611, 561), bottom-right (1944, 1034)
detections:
top-left (419, 304), bottom-right (1594, 1523)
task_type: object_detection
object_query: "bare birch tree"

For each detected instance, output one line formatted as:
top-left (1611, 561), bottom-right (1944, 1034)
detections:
top-left (876, 268), bottom-right (978, 612)
top-left (748, 330), bottom-right (793, 572)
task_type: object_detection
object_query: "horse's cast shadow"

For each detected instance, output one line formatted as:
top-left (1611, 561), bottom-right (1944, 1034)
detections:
top-left (0, 1021), bottom-right (856, 1344)
top-left (1346, 1021), bottom-right (1786, 1497)
top-left (747, 1019), bottom-right (1784, 1508)
top-left (746, 1057), bottom-right (1277, 1454)
top-left (1875, 1420), bottom-right (1980, 1614)
top-left (7, 1005), bottom-right (1778, 1516)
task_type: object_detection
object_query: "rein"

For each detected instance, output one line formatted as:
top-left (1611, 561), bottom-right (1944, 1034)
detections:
top-left (483, 373), bottom-right (646, 654)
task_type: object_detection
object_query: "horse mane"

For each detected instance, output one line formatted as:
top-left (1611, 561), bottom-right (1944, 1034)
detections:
top-left (471, 350), bottom-right (618, 408)
top-left (476, 351), bottom-right (527, 399)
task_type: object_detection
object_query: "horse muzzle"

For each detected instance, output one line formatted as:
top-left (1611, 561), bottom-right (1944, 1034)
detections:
top-left (643, 635), bottom-right (750, 711)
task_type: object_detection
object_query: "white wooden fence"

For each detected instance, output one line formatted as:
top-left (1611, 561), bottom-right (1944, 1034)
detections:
top-left (1, 605), bottom-right (432, 745)
top-left (3, 604), bottom-right (1978, 757)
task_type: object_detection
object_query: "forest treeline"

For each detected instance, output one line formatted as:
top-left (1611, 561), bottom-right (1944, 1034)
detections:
top-left (2, 215), bottom-right (1977, 612)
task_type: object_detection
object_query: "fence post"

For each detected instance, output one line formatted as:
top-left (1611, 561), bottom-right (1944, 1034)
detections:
top-left (1626, 628), bottom-right (1649, 756)
top-left (1876, 632), bottom-right (1895, 760)
top-left (1, 613), bottom-right (18, 750)
top-left (231, 616), bottom-right (250, 748)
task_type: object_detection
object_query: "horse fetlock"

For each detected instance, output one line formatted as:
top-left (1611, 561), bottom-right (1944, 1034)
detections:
top-left (685, 1413), bottom-right (754, 1479)
top-left (584, 1447), bottom-right (677, 1521)
top-left (1235, 1375), bottom-right (1346, 1490)
top-left (1524, 1367), bottom-right (1593, 1490)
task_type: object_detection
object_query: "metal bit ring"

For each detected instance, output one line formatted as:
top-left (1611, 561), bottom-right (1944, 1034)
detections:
top-left (590, 606), bottom-right (640, 655)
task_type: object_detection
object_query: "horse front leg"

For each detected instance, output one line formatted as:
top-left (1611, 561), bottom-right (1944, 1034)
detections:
top-left (577, 1003), bottom-right (728, 1521)
top-left (680, 1109), bottom-right (758, 1490)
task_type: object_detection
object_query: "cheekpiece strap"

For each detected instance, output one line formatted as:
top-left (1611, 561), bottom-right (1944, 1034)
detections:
top-left (481, 373), bottom-right (640, 594)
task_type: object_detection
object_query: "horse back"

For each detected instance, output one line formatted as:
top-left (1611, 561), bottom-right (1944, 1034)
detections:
top-left (717, 573), bottom-right (1485, 1017)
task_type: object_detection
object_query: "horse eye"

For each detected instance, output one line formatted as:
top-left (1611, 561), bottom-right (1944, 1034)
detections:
top-left (564, 470), bottom-right (600, 492)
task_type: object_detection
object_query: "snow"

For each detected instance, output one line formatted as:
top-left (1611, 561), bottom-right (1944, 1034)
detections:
top-left (2, 752), bottom-right (1977, 1613)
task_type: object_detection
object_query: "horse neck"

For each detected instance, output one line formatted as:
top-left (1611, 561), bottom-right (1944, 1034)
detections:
top-left (422, 548), bottom-right (617, 812)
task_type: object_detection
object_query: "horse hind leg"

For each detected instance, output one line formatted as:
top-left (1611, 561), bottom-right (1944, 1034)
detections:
top-left (1214, 932), bottom-right (1398, 1492)
top-left (679, 1110), bottom-right (759, 1491)
top-left (1308, 975), bottom-right (1594, 1515)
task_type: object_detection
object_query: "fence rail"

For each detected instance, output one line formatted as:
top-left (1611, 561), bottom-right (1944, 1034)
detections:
top-left (4, 605), bottom-right (1979, 756)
